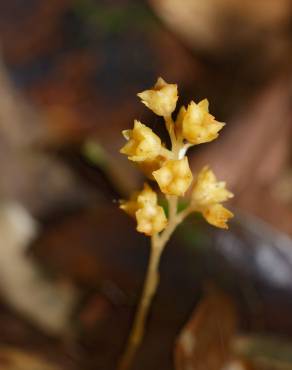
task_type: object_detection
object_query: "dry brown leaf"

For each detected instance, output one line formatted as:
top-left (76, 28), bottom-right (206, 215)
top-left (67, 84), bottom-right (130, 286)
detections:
top-left (175, 290), bottom-right (238, 370)
top-left (0, 202), bottom-right (77, 335)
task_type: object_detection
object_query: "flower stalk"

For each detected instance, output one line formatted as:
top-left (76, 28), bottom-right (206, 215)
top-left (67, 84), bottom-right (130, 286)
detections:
top-left (118, 195), bottom-right (189, 370)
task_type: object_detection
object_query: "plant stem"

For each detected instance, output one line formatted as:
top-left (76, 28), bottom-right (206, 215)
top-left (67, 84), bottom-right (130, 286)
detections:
top-left (164, 115), bottom-right (176, 150)
top-left (117, 235), bottom-right (162, 370)
top-left (117, 195), bottom-right (188, 370)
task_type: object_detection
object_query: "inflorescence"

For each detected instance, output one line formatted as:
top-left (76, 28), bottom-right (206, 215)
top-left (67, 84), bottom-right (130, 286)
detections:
top-left (120, 77), bottom-right (233, 234)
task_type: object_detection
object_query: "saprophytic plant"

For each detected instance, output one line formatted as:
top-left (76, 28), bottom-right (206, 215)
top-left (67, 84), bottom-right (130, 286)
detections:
top-left (118, 77), bottom-right (233, 370)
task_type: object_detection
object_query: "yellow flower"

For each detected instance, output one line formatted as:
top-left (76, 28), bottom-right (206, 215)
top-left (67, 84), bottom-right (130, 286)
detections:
top-left (137, 77), bottom-right (178, 117)
top-left (136, 183), bottom-right (157, 206)
top-left (192, 166), bottom-right (233, 207)
top-left (120, 192), bottom-right (140, 218)
top-left (202, 204), bottom-right (233, 229)
top-left (153, 157), bottom-right (193, 196)
top-left (120, 183), bottom-right (155, 217)
top-left (136, 204), bottom-right (167, 236)
top-left (120, 120), bottom-right (162, 162)
top-left (182, 99), bottom-right (225, 145)
top-left (191, 166), bottom-right (233, 229)
top-left (120, 184), bottom-right (167, 236)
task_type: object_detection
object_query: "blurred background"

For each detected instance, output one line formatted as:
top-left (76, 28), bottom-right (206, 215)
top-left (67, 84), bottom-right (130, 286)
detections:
top-left (0, 1), bottom-right (292, 369)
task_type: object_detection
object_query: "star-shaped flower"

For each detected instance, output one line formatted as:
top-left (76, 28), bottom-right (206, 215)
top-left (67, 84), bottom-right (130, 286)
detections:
top-left (137, 77), bottom-right (178, 117)
top-left (120, 184), bottom-right (167, 235)
top-left (191, 166), bottom-right (233, 229)
top-left (153, 157), bottom-right (193, 196)
top-left (181, 99), bottom-right (225, 145)
top-left (120, 120), bottom-right (162, 162)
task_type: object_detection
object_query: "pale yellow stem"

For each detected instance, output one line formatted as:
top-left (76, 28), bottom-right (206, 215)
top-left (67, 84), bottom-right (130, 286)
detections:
top-left (177, 205), bottom-right (194, 223)
top-left (117, 196), bottom-right (183, 370)
top-left (118, 236), bottom-right (162, 370)
top-left (164, 115), bottom-right (177, 152)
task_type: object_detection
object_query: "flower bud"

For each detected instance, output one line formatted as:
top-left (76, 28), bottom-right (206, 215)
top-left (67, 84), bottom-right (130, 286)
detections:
top-left (120, 120), bottom-right (162, 162)
top-left (137, 183), bottom-right (157, 206)
top-left (191, 166), bottom-right (233, 229)
top-left (120, 184), bottom-right (167, 236)
top-left (119, 190), bottom-right (140, 218)
top-left (202, 204), bottom-right (233, 229)
top-left (182, 99), bottom-right (224, 145)
top-left (136, 203), bottom-right (167, 236)
top-left (192, 166), bottom-right (233, 207)
top-left (153, 157), bottom-right (193, 196)
top-left (137, 77), bottom-right (178, 117)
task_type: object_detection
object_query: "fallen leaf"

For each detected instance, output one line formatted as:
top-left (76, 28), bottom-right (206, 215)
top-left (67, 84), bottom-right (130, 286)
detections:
top-left (0, 202), bottom-right (77, 335)
top-left (175, 290), bottom-right (238, 370)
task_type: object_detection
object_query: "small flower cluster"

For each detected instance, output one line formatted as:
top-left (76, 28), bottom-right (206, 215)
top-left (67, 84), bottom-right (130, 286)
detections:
top-left (120, 183), bottom-right (167, 236)
top-left (191, 166), bottom-right (233, 229)
top-left (120, 77), bottom-right (233, 235)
